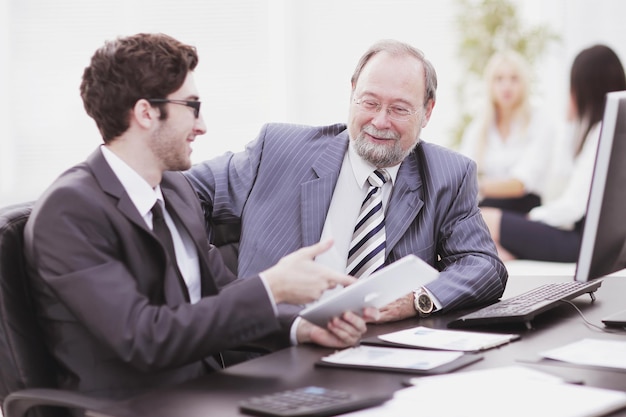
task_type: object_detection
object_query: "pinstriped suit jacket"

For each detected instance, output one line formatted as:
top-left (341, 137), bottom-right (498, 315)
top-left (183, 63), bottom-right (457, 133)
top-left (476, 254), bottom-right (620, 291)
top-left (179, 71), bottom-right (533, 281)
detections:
top-left (186, 123), bottom-right (508, 312)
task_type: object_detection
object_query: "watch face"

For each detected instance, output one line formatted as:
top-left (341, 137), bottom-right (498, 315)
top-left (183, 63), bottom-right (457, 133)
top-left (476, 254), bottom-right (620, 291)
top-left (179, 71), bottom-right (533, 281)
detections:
top-left (418, 294), bottom-right (433, 313)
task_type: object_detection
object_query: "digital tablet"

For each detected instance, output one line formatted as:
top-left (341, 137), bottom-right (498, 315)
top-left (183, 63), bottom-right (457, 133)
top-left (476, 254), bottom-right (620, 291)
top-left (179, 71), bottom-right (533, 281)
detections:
top-left (299, 254), bottom-right (439, 327)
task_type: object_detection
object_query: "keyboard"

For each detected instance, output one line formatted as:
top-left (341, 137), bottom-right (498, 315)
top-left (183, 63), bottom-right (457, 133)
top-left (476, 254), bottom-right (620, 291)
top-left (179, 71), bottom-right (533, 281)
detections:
top-left (239, 386), bottom-right (391, 417)
top-left (448, 280), bottom-right (603, 329)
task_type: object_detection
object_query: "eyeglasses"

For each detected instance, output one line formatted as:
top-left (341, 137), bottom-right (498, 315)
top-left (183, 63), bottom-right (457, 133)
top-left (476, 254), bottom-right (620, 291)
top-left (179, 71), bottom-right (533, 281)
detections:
top-left (147, 99), bottom-right (201, 118)
top-left (353, 98), bottom-right (419, 121)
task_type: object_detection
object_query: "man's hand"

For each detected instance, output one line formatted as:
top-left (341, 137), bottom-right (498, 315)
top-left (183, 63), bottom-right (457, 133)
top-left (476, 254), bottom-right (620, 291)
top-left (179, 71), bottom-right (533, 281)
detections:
top-left (374, 293), bottom-right (417, 323)
top-left (263, 240), bottom-right (357, 305)
top-left (296, 307), bottom-right (380, 348)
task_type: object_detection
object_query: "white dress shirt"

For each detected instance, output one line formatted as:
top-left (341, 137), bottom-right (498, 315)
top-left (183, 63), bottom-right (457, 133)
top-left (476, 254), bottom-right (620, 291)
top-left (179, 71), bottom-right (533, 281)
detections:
top-left (316, 142), bottom-right (400, 273)
top-left (528, 122), bottom-right (601, 230)
top-left (459, 108), bottom-right (556, 197)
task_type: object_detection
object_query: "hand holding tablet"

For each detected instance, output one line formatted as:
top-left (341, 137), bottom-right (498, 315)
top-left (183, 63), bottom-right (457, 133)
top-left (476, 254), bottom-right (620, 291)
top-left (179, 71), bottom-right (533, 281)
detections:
top-left (299, 255), bottom-right (439, 327)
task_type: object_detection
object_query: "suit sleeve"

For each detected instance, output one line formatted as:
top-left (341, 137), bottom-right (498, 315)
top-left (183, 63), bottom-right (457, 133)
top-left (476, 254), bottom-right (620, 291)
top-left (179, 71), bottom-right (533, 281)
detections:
top-left (426, 156), bottom-right (509, 311)
top-left (185, 124), bottom-right (270, 225)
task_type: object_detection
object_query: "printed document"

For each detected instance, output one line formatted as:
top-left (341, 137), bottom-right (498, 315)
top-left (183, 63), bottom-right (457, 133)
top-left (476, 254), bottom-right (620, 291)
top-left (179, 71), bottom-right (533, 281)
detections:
top-left (321, 345), bottom-right (463, 370)
top-left (378, 326), bottom-right (519, 352)
top-left (540, 338), bottom-right (626, 370)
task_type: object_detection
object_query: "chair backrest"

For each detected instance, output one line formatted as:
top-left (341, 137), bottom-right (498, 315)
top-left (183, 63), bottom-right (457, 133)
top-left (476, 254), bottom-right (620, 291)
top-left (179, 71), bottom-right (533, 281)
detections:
top-left (0, 202), bottom-right (61, 415)
top-left (211, 222), bottom-right (240, 276)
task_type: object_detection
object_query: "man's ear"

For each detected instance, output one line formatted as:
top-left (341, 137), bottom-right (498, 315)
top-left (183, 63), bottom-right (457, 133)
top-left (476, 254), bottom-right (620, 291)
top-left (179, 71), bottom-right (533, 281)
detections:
top-left (421, 99), bottom-right (436, 128)
top-left (132, 99), bottom-right (157, 129)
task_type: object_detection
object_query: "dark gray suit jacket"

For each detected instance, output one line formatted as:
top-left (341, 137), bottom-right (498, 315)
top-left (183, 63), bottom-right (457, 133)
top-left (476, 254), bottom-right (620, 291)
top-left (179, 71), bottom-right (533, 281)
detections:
top-left (23, 148), bottom-right (291, 399)
top-left (186, 123), bottom-right (508, 312)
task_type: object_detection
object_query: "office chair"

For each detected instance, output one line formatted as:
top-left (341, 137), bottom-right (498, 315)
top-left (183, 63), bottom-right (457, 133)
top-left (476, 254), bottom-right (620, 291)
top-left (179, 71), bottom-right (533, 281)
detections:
top-left (0, 203), bottom-right (113, 417)
top-left (211, 222), bottom-right (240, 275)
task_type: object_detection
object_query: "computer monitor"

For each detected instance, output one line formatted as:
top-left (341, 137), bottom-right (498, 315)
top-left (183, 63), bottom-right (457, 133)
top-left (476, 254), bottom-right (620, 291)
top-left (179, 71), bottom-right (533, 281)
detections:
top-left (575, 90), bottom-right (626, 282)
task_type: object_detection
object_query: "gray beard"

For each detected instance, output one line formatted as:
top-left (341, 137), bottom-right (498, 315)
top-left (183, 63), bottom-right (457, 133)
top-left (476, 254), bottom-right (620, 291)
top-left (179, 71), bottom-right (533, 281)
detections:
top-left (353, 134), bottom-right (419, 167)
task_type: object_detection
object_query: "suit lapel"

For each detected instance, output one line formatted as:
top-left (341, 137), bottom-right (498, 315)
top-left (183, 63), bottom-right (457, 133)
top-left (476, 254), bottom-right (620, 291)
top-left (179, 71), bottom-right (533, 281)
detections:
top-left (301, 134), bottom-right (349, 247)
top-left (298, 135), bottom-right (425, 255)
top-left (87, 149), bottom-right (151, 234)
top-left (385, 149), bottom-right (424, 253)
top-left (161, 185), bottom-right (209, 256)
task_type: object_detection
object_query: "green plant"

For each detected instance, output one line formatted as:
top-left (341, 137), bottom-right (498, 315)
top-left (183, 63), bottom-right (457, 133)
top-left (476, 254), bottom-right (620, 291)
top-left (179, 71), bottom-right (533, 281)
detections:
top-left (451, 0), bottom-right (560, 146)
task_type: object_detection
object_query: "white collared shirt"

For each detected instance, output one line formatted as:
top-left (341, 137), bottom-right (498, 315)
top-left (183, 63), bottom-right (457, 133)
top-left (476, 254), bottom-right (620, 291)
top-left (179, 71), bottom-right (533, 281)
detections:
top-left (100, 146), bottom-right (202, 303)
top-left (316, 142), bottom-right (400, 273)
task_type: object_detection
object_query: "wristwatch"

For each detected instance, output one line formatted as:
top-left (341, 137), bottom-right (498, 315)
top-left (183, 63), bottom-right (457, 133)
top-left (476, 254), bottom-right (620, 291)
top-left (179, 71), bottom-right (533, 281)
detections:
top-left (414, 288), bottom-right (435, 317)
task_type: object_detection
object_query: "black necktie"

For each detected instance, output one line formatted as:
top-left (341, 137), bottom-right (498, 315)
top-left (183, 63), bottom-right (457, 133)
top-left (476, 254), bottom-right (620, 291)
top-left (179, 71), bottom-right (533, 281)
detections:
top-left (151, 202), bottom-right (224, 369)
top-left (151, 202), bottom-right (190, 302)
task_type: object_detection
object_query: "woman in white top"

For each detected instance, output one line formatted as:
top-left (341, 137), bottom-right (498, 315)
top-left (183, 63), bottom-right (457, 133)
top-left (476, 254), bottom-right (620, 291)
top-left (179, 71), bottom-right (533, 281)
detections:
top-left (460, 50), bottom-right (556, 213)
top-left (482, 44), bottom-right (626, 262)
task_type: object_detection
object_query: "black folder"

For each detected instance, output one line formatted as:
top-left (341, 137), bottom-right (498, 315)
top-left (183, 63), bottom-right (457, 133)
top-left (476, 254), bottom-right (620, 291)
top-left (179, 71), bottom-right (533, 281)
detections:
top-left (315, 346), bottom-right (483, 375)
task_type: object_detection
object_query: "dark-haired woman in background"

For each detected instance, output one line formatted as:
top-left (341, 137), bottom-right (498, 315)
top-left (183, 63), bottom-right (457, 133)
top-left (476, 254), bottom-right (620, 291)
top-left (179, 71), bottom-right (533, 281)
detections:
top-left (481, 44), bottom-right (626, 262)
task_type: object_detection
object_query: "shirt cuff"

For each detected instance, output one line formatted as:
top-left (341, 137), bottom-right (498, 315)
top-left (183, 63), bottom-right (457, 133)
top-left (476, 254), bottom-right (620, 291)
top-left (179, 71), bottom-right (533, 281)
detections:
top-left (289, 316), bottom-right (301, 346)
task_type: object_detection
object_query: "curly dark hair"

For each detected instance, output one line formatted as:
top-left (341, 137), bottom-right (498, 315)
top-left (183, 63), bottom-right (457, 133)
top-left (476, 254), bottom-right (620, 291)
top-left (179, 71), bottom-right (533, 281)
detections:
top-left (80, 33), bottom-right (199, 142)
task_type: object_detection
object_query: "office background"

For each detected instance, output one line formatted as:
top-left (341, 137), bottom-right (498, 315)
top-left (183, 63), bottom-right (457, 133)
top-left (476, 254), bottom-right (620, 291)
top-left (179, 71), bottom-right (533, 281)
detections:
top-left (1, 0), bottom-right (625, 207)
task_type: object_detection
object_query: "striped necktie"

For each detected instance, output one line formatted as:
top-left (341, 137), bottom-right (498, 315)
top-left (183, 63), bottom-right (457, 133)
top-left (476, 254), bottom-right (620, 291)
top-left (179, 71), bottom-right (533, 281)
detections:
top-left (347, 169), bottom-right (390, 278)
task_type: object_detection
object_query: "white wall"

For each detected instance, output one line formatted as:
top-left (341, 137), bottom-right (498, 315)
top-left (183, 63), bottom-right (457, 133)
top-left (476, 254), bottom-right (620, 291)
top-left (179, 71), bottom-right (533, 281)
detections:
top-left (280, 0), bottom-right (460, 145)
top-left (0, 0), bottom-right (12, 202)
top-left (1, 0), bottom-right (626, 206)
top-left (519, 0), bottom-right (626, 139)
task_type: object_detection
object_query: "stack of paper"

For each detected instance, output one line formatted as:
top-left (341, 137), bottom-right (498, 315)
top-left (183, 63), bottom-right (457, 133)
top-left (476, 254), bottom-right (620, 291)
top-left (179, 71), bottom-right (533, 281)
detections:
top-left (540, 338), bottom-right (626, 370)
top-left (340, 366), bottom-right (626, 417)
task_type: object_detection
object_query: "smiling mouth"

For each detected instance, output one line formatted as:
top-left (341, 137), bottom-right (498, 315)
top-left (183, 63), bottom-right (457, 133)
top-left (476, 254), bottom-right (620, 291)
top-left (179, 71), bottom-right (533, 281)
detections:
top-left (362, 125), bottom-right (399, 142)
top-left (367, 133), bottom-right (395, 143)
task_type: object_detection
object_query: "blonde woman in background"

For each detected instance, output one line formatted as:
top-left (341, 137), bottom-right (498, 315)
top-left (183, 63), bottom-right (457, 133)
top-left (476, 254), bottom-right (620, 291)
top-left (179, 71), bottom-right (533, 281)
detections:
top-left (460, 50), bottom-right (556, 213)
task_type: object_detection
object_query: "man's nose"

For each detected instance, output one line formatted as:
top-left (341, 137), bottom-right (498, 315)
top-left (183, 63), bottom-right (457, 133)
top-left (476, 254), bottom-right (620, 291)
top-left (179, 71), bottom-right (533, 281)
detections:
top-left (370, 107), bottom-right (393, 127)
top-left (194, 113), bottom-right (207, 135)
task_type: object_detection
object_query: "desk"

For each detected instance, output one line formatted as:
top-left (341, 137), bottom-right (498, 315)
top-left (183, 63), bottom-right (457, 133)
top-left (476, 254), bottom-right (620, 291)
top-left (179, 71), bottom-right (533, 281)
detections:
top-left (96, 275), bottom-right (626, 417)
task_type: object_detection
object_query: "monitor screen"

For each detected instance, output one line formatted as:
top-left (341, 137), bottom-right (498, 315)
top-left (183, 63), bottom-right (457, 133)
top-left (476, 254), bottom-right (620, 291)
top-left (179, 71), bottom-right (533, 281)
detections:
top-left (575, 90), bottom-right (626, 282)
